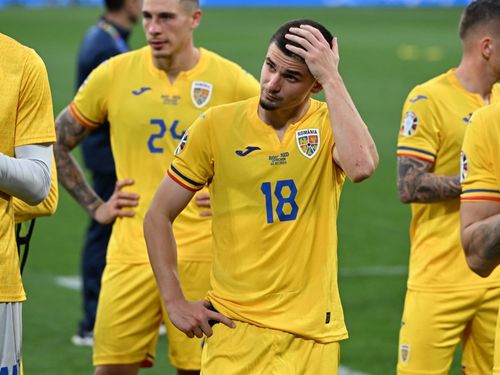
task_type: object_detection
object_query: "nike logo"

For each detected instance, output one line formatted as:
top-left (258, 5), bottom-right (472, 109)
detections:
top-left (132, 87), bottom-right (152, 96)
top-left (235, 146), bottom-right (261, 156)
top-left (409, 95), bottom-right (428, 103)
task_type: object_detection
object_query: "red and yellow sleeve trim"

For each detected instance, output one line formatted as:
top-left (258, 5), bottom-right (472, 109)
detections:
top-left (69, 102), bottom-right (100, 129)
top-left (461, 189), bottom-right (500, 202)
top-left (397, 146), bottom-right (435, 163)
top-left (168, 165), bottom-right (205, 192)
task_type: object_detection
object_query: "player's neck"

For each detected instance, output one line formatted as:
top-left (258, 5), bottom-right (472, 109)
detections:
top-left (104, 11), bottom-right (134, 31)
top-left (258, 100), bottom-right (311, 141)
top-left (455, 59), bottom-right (496, 103)
top-left (153, 46), bottom-right (200, 84)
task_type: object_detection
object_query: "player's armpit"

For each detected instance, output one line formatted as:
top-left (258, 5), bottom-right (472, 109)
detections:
top-left (397, 156), bottom-right (460, 203)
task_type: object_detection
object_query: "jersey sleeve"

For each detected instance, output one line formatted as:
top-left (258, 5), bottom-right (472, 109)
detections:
top-left (168, 111), bottom-right (214, 191)
top-left (396, 87), bottom-right (439, 163)
top-left (70, 59), bottom-right (112, 129)
top-left (16, 49), bottom-right (56, 147)
top-left (461, 108), bottom-right (500, 202)
top-left (233, 67), bottom-right (260, 101)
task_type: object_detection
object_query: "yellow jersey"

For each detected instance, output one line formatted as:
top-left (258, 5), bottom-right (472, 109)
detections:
top-left (71, 46), bottom-right (259, 264)
top-left (397, 69), bottom-right (500, 292)
top-left (170, 97), bottom-right (348, 343)
top-left (0, 33), bottom-right (56, 301)
top-left (461, 102), bottom-right (500, 203)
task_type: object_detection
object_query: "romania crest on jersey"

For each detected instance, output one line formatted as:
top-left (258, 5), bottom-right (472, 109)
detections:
top-left (296, 129), bottom-right (320, 159)
top-left (460, 151), bottom-right (468, 183)
top-left (191, 81), bottom-right (213, 108)
top-left (400, 344), bottom-right (410, 364)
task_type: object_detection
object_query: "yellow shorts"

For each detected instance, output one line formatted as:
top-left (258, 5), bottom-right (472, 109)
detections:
top-left (397, 287), bottom-right (500, 375)
top-left (493, 308), bottom-right (500, 375)
top-left (201, 320), bottom-right (340, 375)
top-left (93, 260), bottom-right (211, 370)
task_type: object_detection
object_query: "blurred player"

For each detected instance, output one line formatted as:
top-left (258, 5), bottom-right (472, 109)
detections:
top-left (144, 19), bottom-right (378, 374)
top-left (54, 0), bottom-right (259, 373)
top-left (460, 102), bottom-right (500, 374)
top-left (0, 33), bottom-right (55, 374)
top-left (396, 1), bottom-right (500, 372)
top-left (72, 0), bottom-right (141, 347)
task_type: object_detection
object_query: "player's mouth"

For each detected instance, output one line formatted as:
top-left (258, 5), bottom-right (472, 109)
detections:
top-left (149, 40), bottom-right (166, 50)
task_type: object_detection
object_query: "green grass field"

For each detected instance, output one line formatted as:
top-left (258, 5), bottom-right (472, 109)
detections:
top-left (1, 6), bottom-right (465, 374)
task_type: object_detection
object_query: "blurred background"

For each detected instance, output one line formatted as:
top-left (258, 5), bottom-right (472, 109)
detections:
top-left (1, 1), bottom-right (467, 374)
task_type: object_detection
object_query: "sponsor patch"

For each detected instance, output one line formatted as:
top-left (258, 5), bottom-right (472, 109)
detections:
top-left (400, 344), bottom-right (410, 364)
top-left (174, 131), bottom-right (188, 156)
top-left (296, 129), bottom-right (320, 158)
top-left (400, 111), bottom-right (418, 137)
top-left (191, 81), bottom-right (213, 108)
top-left (460, 151), bottom-right (468, 183)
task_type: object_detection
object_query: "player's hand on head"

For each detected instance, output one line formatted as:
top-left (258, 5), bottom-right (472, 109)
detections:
top-left (93, 178), bottom-right (139, 224)
top-left (195, 191), bottom-right (212, 217)
top-left (167, 299), bottom-right (235, 338)
top-left (285, 25), bottom-right (339, 84)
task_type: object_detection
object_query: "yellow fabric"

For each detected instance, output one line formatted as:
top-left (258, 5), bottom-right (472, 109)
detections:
top-left (93, 260), bottom-right (210, 368)
top-left (71, 46), bottom-right (259, 264)
top-left (13, 156), bottom-right (58, 224)
top-left (494, 306), bottom-right (500, 375)
top-left (397, 288), bottom-right (500, 375)
top-left (170, 97), bottom-right (347, 343)
top-left (396, 69), bottom-right (500, 292)
top-left (461, 102), bottom-right (500, 202)
top-left (201, 321), bottom-right (340, 375)
top-left (0, 33), bottom-right (56, 302)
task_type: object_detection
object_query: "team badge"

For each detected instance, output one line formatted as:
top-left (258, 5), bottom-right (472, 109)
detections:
top-left (191, 81), bottom-right (213, 108)
top-left (174, 131), bottom-right (188, 156)
top-left (400, 344), bottom-right (410, 364)
top-left (400, 111), bottom-right (418, 137)
top-left (460, 151), bottom-right (468, 183)
top-left (296, 129), bottom-right (320, 159)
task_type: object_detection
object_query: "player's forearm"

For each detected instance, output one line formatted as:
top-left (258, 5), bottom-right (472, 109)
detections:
top-left (54, 107), bottom-right (102, 216)
top-left (397, 157), bottom-right (460, 203)
top-left (324, 76), bottom-right (378, 182)
top-left (144, 209), bottom-right (186, 306)
top-left (462, 214), bottom-right (500, 277)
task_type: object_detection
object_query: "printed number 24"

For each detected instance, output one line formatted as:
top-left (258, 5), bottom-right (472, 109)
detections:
top-left (148, 119), bottom-right (184, 153)
top-left (260, 179), bottom-right (298, 224)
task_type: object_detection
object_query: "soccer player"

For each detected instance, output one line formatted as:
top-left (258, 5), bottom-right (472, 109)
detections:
top-left (72, 0), bottom-right (141, 347)
top-left (460, 102), bottom-right (500, 374)
top-left (144, 19), bottom-right (378, 374)
top-left (54, 0), bottom-right (259, 373)
top-left (396, 1), bottom-right (500, 373)
top-left (0, 33), bottom-right (55, 374)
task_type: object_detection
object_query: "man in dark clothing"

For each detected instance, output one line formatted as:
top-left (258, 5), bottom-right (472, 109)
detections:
top-left (72, 0), bottom-right (141, 346)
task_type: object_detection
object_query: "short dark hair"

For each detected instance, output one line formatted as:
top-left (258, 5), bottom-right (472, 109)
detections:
top-left (269, 19), bottom-right (333, 62)
top-left (459, 0), bottom-right (500, 39)
top-left (104, 0), bottom-right (125, 12)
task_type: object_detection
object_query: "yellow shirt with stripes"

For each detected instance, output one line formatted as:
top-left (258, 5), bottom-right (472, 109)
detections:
top-left (397, 69), bottom-right (500, 292)
top-left (70, 46), bottom-right (259, 264)
top-left (170, 97), bottom-right (348, 343)
top-left (0, 33), bottom-right (56, 301)
top-left (461, 102), bottom-right (500, 203)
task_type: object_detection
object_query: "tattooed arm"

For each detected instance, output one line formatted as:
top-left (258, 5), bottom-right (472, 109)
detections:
top-left (461, 201), bottom-right (500, 277)
top-left (397, 156), bottom-right (461, 203)
top-left (54, 107), bottom-right (139, 223)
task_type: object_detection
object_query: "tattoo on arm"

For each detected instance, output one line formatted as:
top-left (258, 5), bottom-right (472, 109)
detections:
top-left (54, 107), bottom-right (103, 216)
top-left (397, 156), bottom-right (461, 203)
top-left (469, 219), bottom-right (500, 270)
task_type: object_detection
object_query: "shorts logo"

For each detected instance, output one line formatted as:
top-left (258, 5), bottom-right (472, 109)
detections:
top-left (400, 111), bottom-right (418, 137)
top-left (191, 81), bottom-right (213, 108)
top-left (400, 344), bottom-right (410, 364)
top-left (460, 151), bottom-right (468, 183)
top-left (296, 129), bottom-right (320, 159)
top-left (174, 131), bottom-right (188, 156)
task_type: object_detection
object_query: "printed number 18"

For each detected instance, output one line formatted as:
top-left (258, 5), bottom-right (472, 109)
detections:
top-left (260, 179), bottom-right (298, 224)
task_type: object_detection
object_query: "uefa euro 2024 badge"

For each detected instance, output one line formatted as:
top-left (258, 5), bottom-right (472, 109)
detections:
top-left (191, 81), bottom-right (213, 108)
top-left (296, 129), bottom-right (320, 159)
top-left (400, 111), bottom-right (418, 137)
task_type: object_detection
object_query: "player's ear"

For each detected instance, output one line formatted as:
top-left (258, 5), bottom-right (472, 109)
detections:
top-left (480, 36), bottom-right (493, 59)
top-left (311, 81), bottom-right (323, 94)
top-left (191, 9), bottom-right (202, 29)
